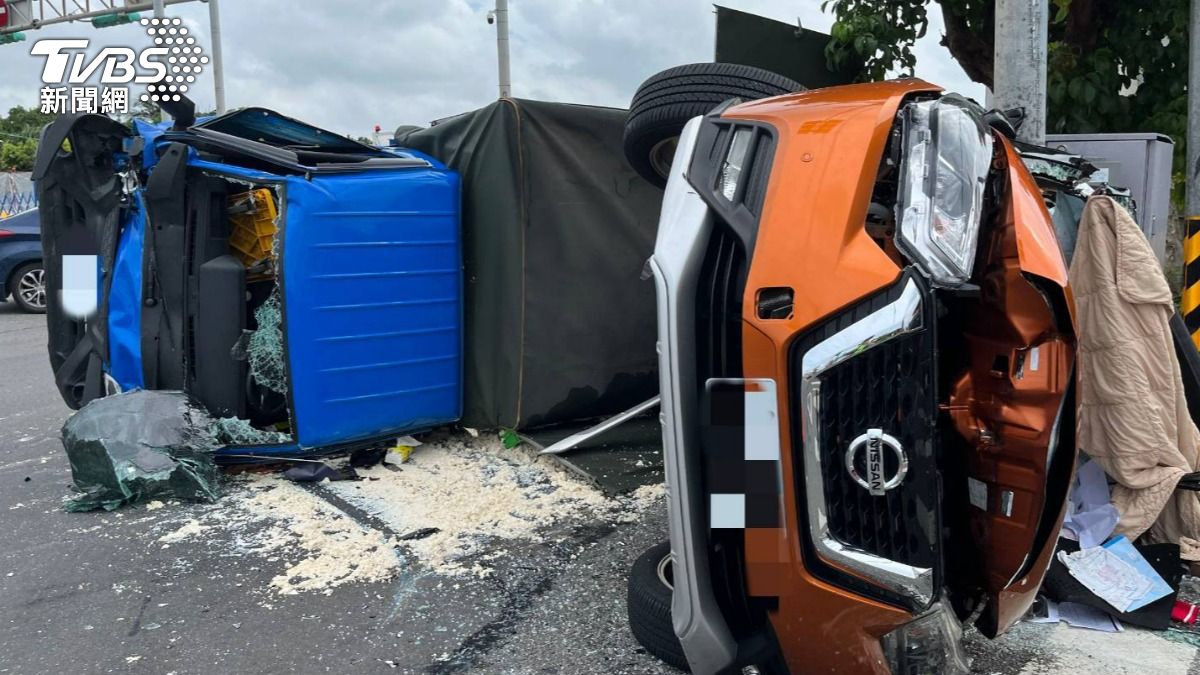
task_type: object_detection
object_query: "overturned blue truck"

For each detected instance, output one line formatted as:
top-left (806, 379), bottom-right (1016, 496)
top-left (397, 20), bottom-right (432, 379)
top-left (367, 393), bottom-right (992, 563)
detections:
top-left (34, 97), bottom-right (662, 459)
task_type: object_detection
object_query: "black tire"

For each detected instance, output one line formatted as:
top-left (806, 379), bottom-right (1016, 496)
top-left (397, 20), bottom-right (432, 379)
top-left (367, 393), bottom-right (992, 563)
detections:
top-left (10, 261), bottom-right (46, 314)
top-left (624, 63), bottom-right (805, 187)
top-left (628, 541), bottom-right (689, 671)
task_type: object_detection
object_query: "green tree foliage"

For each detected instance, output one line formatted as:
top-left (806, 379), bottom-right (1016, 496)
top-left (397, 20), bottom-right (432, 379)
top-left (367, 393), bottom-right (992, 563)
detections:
top-left (0, 139), bottom-right (38, 172)
top-left (0, 106), bottom-right (54, 172)
top-left (823, 1), bottom-right (1188, 171)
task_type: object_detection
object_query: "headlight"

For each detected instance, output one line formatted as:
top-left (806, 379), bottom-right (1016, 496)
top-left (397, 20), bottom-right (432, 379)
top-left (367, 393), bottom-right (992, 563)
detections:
top-left (879, 603), bottom-right (970, 675)
top-left (895, 97), bottom-right (993, 287)
top-left (719, 127), bottom-right (753, 201)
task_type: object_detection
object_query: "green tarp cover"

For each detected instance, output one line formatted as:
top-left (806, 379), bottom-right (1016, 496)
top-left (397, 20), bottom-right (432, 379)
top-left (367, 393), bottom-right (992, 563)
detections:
top-left (61, 390), bottom-right (221, 511)
top-left (398, 99), bottom-right (663, 430)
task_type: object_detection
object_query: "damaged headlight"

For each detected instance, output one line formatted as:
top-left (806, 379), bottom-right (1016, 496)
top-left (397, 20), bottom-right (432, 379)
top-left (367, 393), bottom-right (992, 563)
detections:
top-left (879, 603), bottom-right (970, 675)
top-left (895, 97), bottom-right (993, 287)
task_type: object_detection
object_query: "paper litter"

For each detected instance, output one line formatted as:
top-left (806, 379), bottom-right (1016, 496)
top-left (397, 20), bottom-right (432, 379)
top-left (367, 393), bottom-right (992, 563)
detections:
top-left (1028, 596), bottom-right (1123, 632)
top-left (1057, 535), bottom-right (1174, 613)
top-left (1061, 458), bottom-right (1120, 548)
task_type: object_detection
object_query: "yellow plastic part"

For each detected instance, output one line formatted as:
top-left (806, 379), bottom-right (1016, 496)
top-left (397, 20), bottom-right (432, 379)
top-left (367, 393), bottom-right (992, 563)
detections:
top-left (228, 189), bottom-right (278, 268)
top-left (391, 444), bottom-right (413, 463)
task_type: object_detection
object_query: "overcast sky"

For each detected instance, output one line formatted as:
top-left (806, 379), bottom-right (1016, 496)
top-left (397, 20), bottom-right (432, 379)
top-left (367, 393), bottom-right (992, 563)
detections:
top-left (0, 1), bottom-right (984, 137)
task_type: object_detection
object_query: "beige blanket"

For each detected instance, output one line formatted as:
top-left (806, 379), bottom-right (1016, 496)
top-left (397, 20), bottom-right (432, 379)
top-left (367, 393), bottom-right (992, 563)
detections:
top-left (1071, 195), bottom-right (1200, 561)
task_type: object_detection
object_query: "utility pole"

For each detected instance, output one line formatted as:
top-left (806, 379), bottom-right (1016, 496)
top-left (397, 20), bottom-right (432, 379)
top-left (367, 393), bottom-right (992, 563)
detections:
top-left (206, 0), bottom-right (225, 114)
top-left (1189, 0), bottom-right (1200, 227)
top-left (993, 0), bottom-right (1048, 144)
top-left (490, 0), bottom-right (511, 99)
top-left (1185, 0), bottom-right (1200, 347)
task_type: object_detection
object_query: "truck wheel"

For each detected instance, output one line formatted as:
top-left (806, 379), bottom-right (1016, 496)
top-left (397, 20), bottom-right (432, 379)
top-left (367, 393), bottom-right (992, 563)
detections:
top-left (627, 541), bottom-right (689, 671)
top-left (623, 63), bottom-right (805, 187)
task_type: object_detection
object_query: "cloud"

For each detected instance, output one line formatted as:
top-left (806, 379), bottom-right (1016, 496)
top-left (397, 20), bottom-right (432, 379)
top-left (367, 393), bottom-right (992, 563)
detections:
top-left (0, 0), bottom-right (984, 136)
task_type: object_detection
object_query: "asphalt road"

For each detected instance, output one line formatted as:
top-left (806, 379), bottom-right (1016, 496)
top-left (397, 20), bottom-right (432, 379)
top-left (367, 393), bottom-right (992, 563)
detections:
top-left (2, 299), bottom-right (1200, 675)
top-left (0, 302), bottom-right (675, 675)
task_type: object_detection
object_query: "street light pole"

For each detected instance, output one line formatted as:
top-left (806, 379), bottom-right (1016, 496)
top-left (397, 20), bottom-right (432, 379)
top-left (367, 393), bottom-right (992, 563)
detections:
top-left (206, 0), bottom-right (225, 113)
top-left (494, 0), bottom-right (511, 99)
top-left (993, 0), bottom-right (1048, 144)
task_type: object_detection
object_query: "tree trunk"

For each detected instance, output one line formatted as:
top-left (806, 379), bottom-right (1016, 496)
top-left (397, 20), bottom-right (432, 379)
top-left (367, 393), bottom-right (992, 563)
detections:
top-left (939, 1), bottom-right (995, 88)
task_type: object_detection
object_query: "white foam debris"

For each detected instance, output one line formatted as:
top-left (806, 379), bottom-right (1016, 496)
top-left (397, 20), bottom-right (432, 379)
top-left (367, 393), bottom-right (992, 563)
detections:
top-left (158, 519), bottom-right (208, 543)
top-left (626, 482), bottom-right (667, 509)
top-left (156, 479), bottom-right (399, 595)
top-left (327, 433), bottom-right (663, 576)
top-left (153, 432), bottom-right (664, 591)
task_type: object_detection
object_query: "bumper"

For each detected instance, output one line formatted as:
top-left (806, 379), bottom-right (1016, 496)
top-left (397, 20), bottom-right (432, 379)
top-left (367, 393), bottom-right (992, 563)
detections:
top-left (651, 117), bottom-right (741, 673)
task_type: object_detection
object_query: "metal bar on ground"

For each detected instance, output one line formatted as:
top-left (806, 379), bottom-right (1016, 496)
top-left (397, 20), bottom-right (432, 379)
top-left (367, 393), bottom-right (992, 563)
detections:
top-left (538, 396), bottom-right (660, 456)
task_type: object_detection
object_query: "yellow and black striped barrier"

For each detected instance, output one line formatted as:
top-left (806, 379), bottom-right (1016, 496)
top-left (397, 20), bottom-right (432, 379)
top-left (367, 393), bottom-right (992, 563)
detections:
top-left (1184, 216), bottom-right (1200, 349)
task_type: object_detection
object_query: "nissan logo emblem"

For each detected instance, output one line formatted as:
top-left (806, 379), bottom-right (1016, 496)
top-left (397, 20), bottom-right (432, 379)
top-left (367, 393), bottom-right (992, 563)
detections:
top-left (844, 428), bottom-right (908, 496)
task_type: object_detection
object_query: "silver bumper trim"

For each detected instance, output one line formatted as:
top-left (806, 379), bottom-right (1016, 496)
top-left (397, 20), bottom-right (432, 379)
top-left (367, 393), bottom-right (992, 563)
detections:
top-left (651, 117), bottom-right (739, 674)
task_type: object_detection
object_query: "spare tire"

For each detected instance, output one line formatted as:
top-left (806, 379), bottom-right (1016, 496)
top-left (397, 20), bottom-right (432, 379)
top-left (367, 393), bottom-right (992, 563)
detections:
top-left (623, 63), bottom-right (805, 187)
top-left (627, 541), bottom-right (689, 671)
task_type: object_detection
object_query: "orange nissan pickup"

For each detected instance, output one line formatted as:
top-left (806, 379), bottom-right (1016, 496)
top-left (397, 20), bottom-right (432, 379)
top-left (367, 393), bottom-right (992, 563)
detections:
top-left (625, 66), bottom-right (1077, 675)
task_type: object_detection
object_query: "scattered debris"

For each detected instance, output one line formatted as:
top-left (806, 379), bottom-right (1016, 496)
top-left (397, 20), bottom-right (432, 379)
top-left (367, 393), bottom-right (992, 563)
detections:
top-left (499, 428), bottom-right (521, 449)
top-left (152, 432), bottom-right (664, 593)
top-left (1173, 599), bottom-right (1199, 625)
top-left (349, 447), bottom-right (389, 468)
top-left (61, 391), bottom-right (222, 512)
top-left (1028, 596), bottom-right (1123, 632)
top-left (325, 433), bottom-right (659, 577)
top-left (1057, 536), bottom-right (1174, 613)
top-left (1062, 459), bottom-right (1120, 548)
top-left (389, 435), bottom-right (422, 464)
top-left (157, 478), bottom-right (400, 595)
top-left (396, 527), bottom-right (440, 541)
top-left (211, 416), bottom-right (291, 446)
top-left (282, 461), bottom-right (359, 483)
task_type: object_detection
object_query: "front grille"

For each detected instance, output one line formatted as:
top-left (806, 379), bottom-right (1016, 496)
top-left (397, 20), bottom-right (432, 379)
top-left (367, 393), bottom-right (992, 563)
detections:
top-left (788, 271), bottom-right (942, 609)
top-left (817, 327), bottom-right (938, 568)
top-left (696, 227), bottom-right (746, 382)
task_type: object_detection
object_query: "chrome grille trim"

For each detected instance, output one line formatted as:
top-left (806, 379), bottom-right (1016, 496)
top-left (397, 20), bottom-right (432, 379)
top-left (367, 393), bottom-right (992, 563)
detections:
top-left (799, 278), bottom-right (935, 606)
